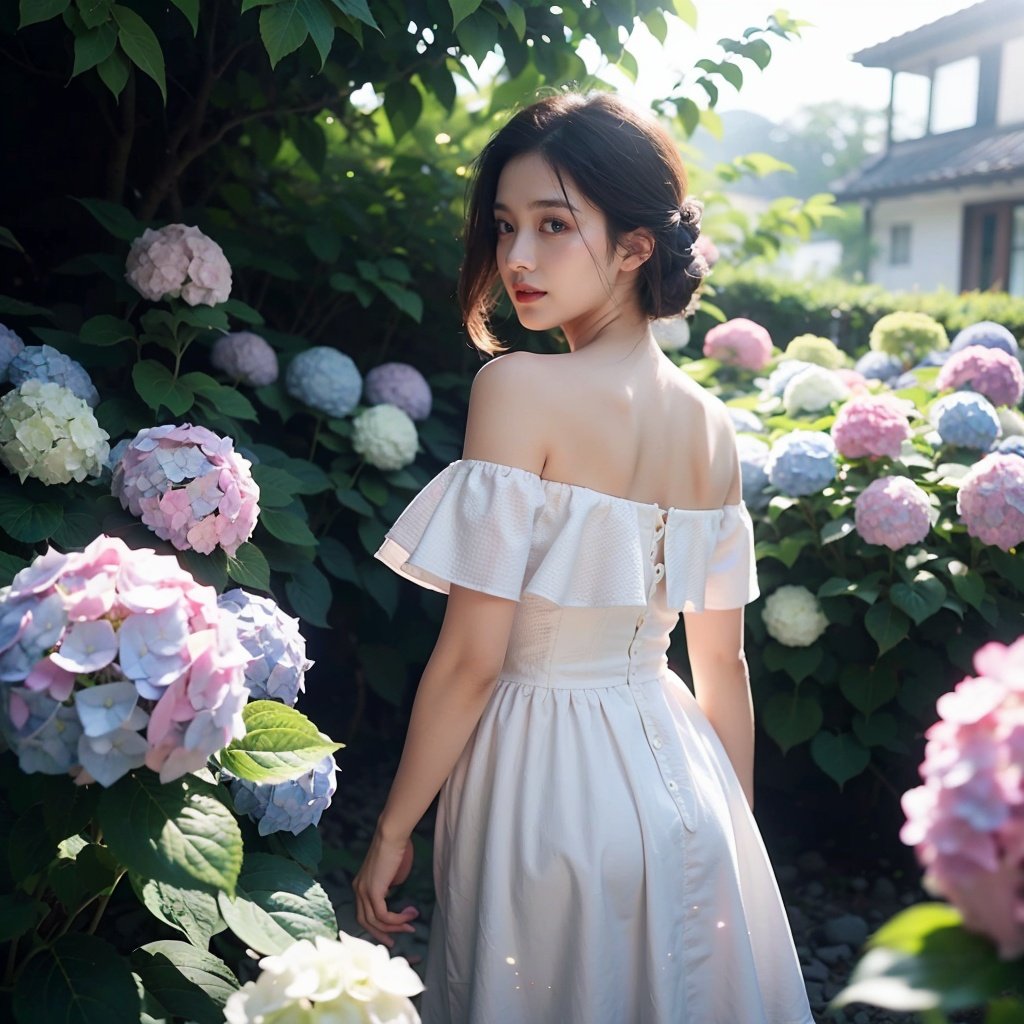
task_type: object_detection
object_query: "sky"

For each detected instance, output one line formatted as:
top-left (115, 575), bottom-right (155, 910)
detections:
top-left (582, 0), bottom-right (982, 123)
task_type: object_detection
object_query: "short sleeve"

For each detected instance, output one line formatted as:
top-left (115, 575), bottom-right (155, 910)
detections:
top-left (703, 503), bottom-right (760, 610)
top-left (373, 460), bottom-right (547, 601)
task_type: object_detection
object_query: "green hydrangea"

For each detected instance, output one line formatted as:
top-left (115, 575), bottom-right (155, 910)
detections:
top-left (782, 334), bottom-right (846, 369)
top-left (869, 311), bottom-right (949, 364)
top-left (352, 403), bottom-right (418, 471)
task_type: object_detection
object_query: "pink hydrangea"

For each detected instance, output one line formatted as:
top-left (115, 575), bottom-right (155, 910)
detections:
top-left (694, 233), bottom-right (720, 268)
top-left (900, 637), bottom-right (1024, 959)
top-left (0, 535), bottom-right (249, 786)
top-left (956, 453), bottom-right (1024, 551)
top-left (703, 318), bottom-right (773, 370)
top-left (937, 346), bottom-right (1024, 408)
top-left (125, 224), bottom-right (232, 307)
top-left (112, 424), bottom-right (260, 557)
top-left (831, 395), bottom-right (912, 460)
top-left (854, 476), bottom-right (931, 549)
top-left (211, 332), bottom-right (279, 387)
top-left (834, 368), bottom-right (870, 396)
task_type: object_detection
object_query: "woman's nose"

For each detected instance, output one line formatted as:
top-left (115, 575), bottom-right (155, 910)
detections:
top-left (505, 232), bottom-right (535, 271)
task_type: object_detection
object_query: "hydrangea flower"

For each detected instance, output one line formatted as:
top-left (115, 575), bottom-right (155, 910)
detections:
top-left (831, 395), bottom-right (911, 460)
top-left (211, 332), bottom-right (279, 387)
top-left (286, 347), bottom-right (363, 417)
top-left (930, 392), bottom-right (1001, 451)
top-left (217, 589), bottom-right (312, 705)
top-left (224, 930), bottom-right (424, 1024)
top-left (8, 345), bottom-right (99, 407)
top-left (950, 320), bottom-right (1019, 358)
top-left (762, 585), bottom-right (828, 647)
top-left (870, 311), bottom-right (949, 364)
top-left (125, 224), bottom-right (232, 306)
top-left (737, 435), bottom-right (770, 511)
top-left (651, 315), bottom-right (690, 352)
top-left (936, 346), bottom-right (1024, 408)
top-left (855, 350), bottom-right (903, 382)
top-left (834, 368), bottom-right (871, 396)
top-left (351, 404), bottom-right (418, 471)
top-left (782, 334), bottom-right (845, 369)
top-left (782, 365), bottom-right (850, 417)
top-left (229, 753), bottom-right (337, 836)
top-left (702, 318), bottom-right (773, 370)
top-left (364, 362), bottom-right (432, 421)
top-left (997, 435), bottom-right (1024, 458)
top-left (766, 430), bottom-right (837, 496)
top-left (900, 637), bottom-right (1024, 959)
top-left (764, 359), bottom-right (816, 398)
top-left (112, 423), bottom-right (260, 556)
top-left (0, 324), bottom-right (25, 381)
top-left (0, 380), bottom-right (109, 485)
top-left (727, 407), bottom-right (763, 434)
top-left (956, 453), bottom-right (1024, 550)
top-left (854, 476), bottom-right (931, 549)
top-left (694, 233), bottom-right (719, 268)
top-left (0, 535), bottom-right (250, 786)
top-left (998, 407), bottom-right (1024, 439)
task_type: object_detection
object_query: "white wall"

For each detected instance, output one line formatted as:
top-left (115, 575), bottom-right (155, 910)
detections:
top-left (998, 36), bottom-right (1024, 127)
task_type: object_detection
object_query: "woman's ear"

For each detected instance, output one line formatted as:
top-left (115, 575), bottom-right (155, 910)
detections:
top-left (617, 228), bottom-right (655, 271)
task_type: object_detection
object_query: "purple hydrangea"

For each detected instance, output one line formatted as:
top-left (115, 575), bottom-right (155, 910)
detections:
top-left (855, 350), bottom-right (903, 382)
top-left (764, 359), bottom-right (815, 398)
top-left (217, 589), bottom-right (313, 705)
top-left (0, 324), bottom-right (25, 381)
top-left (997, 435), bottom-right (1024, 458)
top-left (228, 753), bottom-right (338, 835)
top-left (285, 347), bottom-right (362, 418)
top-left (930, 392), bottom-right (1001, 451)
top-left (728, 407), bottom-right (764, 434)
top-left (937, 346), bottom-right (1024, 408)
top-left (766, 430), bottom-right (837, 497)
top-left (956, 453), bottom-right (1024, 551)
top-left (737, 435), bottom-right (770, 510)
top-left (211, 332), bottom-right (279, 387)
top-left (2, 689), bottom-right (83, 775)
top-left (364, 362), bottom-right (432, 421)
top-left (854, 476), bottom-right (932, 549)
top-left (8, 345), bottom-right (99, 407)
top-left (950, 321), bottom-right (1019, 358)
top-left (831, 395), bottom-right (911, 460)
top-left (111, 423), bottom-right (260, 556)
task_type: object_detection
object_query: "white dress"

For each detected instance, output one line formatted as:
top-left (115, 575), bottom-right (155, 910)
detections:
top-left (374, 458), bottom-right (814, 1024)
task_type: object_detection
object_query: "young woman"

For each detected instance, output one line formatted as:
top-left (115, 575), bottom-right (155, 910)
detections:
top-left (353, 92), bottom-right (814, 1024)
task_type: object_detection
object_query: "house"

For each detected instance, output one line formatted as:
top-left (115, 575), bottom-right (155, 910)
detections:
top-left (833, 0), bottom-right (1024, 295)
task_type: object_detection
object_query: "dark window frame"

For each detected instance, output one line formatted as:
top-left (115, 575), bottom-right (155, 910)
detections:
top-left (889, 223), bottom-right (912, 265)
top-left (961, 199), bottom-right (1024, 293)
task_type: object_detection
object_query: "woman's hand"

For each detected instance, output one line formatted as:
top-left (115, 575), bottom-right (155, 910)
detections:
top-left (353, 830), bottom-right (419, 946)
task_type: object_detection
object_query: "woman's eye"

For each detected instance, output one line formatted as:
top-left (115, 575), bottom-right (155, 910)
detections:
top-left (494, 220), bottom-right (513, 235)
top-left (543, 218), bottom-right (568, 234)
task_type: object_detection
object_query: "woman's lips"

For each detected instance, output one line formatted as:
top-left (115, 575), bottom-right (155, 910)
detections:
top-left (514, 287), bottom-right (546, 303)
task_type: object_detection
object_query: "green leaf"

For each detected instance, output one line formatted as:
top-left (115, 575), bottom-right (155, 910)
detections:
top-left (112, 5), bottom-right (167, 103)
top-left (0, 892), bottom-right (47, 942)
top-left (450, 0), bottom-right (482, 27)
top-left (269, 825), bottom-right (323, 873)
top-left (131, 941), bottom-right (236, 1024)
top-left (80, 313), bottom-right (134, 346)
top-left (98, 770), bottom-right (243, 897)
top-left (852, 711), bottom-right (902, 751)
top-left (743, 37), bottom-right (772, 70)
top-left (762, 691), bottom-right (822, 754)
top-left (73, 196), bottom-right (142, 241)
top-left (945, 562), bottom-right (985, 609)
top-left (839, 663), bottom-right (898, 716)
top-left (810, 731), bottom-right (869, 788)
top-left (0, 492), bottom-right (63, 542)
top-left (817, 576), bottom-right (880, 605)
top-left (455, 9), bottom-right (498, 65)
top-left (890, 574), bottom-right (946, 626)
top-left (179, 372), bottom-right (258, 420)
top-left (225, 542), bottom-right (272, 591)
top-left (328, 0), bottom-right (380, 31)
top-left (133, 359), bottom-right (195, 416)
top-left (221, 298), bottom-right (264, 325)
top-left (304, 224), bottom-right (343, 264)
top-left (12, 935), bottom-right (140, 1024)
top-left (220, 700), bottom-right (342, 784)
top-left (820, 516), bottom-right (853, 545)
top-left (285, 562), bottom-right (332, 628)
top-left (987, 999), bottom-right (1024, 1024)
top-left (505, 1), bottom-right (525, 39)
top-left (251, 465), bottom-right (303, 507)
top-left (260, 0), bottom-right (309, 67)
top-left (217, 853), bottom-right (338, 955)
top-left (0, 551), bottom-right (29, 586)
top-left (384, 78), bottom-right (423, 141)
top-left (671, 0), bottom-right (697, 27)
top-left (296, 0), bottom-right (334, 68)
top-left (317, 536), bottom-right (358, 583)
top-left (372, 279), bottom-right (423, 322)
top-left (168, 0), bottom-right (199, 33)
top-left (10, 805), bottom-right (54, 882)
top-left (260, 508), bottom-right (317, 546)
top-left (49, 843), bottom-right (119, 913)
top-left (132, 876), bottom-right (226, 949)
top-left (72, 22), bottom-right (118, 78)
top-left (19, 0), bottom-right (70, 28)
top-left (96, 46), bottom-right (130, 99)
top-left (864, 600), bottom-right (910, 656)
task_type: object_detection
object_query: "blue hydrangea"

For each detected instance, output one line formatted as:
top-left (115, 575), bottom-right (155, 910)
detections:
top-left (915, 349), bottom-right (951, 369)
top-left (766, 430), bottom-right (837, 497)
top-left (737, 435), bottom-right (770, 510)
top-left (997, 434), bottom-right (1024, 459)
top-left (217, 589), bottom-right (312, 705)
top-left (855, 351), bottom-right (903, 382)
top-left (8, 345), bottom-right (99, 407)
top-left (950, 321), bottom-right (1019, 357)
top-left (0, 592), bottom-right (67, 683)
top-left (228, 753), bottom-right (338, 835)
top-left (105, 438), bottom-right (131, 473)
top-left (764, 359), bottom-right (815, 398)
top-left (728, 407), bottom-right (763, 434)
top-left (930, 392), bottom-right (1000, 450)
top-left (285, 347), bottom-right (362, 418)
top-left (0, 324), bottom-right (25, 381)
top-left (1, 688), bottom-right (82, 775)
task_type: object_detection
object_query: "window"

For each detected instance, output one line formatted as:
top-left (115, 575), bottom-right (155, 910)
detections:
top-left (962, 201), bottom-right (1024, 294)
top-left (889, 224), bottom-right (912, 265)
top-left (892, 72), bottom-right (930, 141)
top-left (930, 56), bottom-right (980, 134)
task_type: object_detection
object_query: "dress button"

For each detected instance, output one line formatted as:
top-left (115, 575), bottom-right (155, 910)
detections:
top-left (652, 737), bottom-right (662, 749)
top-left (667, 780), bottom-right (678, 791)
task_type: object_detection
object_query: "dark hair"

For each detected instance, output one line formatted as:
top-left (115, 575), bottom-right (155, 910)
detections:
top-left (459, 91), bottom-right (708, 355)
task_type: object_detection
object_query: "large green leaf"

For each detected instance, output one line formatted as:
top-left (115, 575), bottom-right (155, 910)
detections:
top-left (131, 941), bottom-right (236, 1024)
top-left (133, 359), bottom-right (195, 416)
top-left (839, 662), bottom-right (898, 716)
top-left (260, 508), bottom-right (317, 545)
top-left (810, 731), bottom-right (869, 788)
top-left (890, 574), bottom-right (946, 626)
top-left (250, 465), bottom-right (303, 507)
top-left (131, 875), bottom-right (226, 948)
top-left (260, 0), bottom-right (309, 68)
top-left (0, 892), bottom-right (47, 942)
top-left (98, 770), bottom-right (243, 896)
top-left (296, 0), bottom-right (334, 68)
top-left (762, 691), bottom-right (822, 754)
top-left (71, 22), bottom-right (119, 78)
top-left (226, 542), bottom-right (272, 591)
top-left (12, 935), bottom-right (140, 1024)
top-left (285, 562), bottom-right (332, 628)
top-left (179, 372), bottom-right (258, 420)
top-left (449, 0), bottom-right (483, 28)
top-left (220, 700), bottom-right (341, 784)
top-left (864, 600), bottom-right (910, 656)
top-left (327, 0), bottom-right (380, 31)
top-left (0, 492), bottom-right (62, 542)
top-left (80, 313), bottom-right (134, 346)
top-left (19, 0), bottom-right (70, 28)
top-left (384, 78), bottom-right (423, 141)
top-left (168, 0), bottom-right (199, 33)
top-left (73, 198), bottom-right (143, 241)
top-left (217, 853), bottom-right (337, 955)
top-left (112, 4), bottom-right (167, 102)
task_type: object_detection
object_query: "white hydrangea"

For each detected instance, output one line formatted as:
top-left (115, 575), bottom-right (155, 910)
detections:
top-left (651, 316), bottom-right (690, 351)
top-left (351, 403), bottom-right (418, 471)
top-left (762, 584), bottom-right (829, 648)
top-left (782, 365), bottom-right (850, 417)
top-left (224, 931), bottom-right (424, 1024)
top-left (998, 406), bottom-right (1024, 439)
top-left (0, 380), bottom-right (110, 485)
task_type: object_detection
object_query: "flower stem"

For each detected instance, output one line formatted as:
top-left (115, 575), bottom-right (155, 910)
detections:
top-left (86, 870), bottom-right (125, 936)
top-left (308, 415), bottom-right (323, 461)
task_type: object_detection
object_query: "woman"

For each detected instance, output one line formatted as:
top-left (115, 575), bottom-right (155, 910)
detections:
top-left (353, 91), bottom-right (814, 1024)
